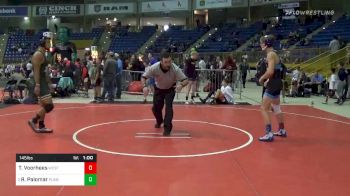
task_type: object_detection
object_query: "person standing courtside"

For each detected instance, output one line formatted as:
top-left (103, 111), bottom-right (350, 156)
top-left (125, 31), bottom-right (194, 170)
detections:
top-left (141, 52), bottom-right (188, 136)
top-left (239, 58), bottom-right (250, 88)
top-left (101, 52), bottom-right (117, 102)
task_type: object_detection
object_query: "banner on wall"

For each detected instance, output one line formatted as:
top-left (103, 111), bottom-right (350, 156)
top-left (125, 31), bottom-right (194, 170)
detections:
top-left (34, 5), bottom-right (81, 16)
top-left (277, 2), bottom-right (300, 9)
top-left (0, 6), bottom-right (28, 17)
top-left (86, 3), bottom-right (135, 15)
top-left (196, 0), bottom-right (233, 9)
top-left (142, 0), bottom-right (189, 13)
top-left (252, 0), bottom-right (306, 6)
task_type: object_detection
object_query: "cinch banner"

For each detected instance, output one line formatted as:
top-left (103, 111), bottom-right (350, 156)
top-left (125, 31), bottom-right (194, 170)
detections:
top-left (34, 5), bottom-right (81, 16)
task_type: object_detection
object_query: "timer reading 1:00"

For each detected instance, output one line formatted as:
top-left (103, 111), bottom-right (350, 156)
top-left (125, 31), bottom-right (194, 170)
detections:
top-left (83, 156), bottom-right (94, 161)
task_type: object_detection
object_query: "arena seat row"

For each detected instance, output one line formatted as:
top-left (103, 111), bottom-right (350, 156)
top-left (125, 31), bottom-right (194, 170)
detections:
top-left (198, 22), bottom-right (263, 53)
top-left (109, 26), bottom-right (156, 53)
top-left (297, 16), bottom-right (350, 48)
top-left (146, 26), bottom-right (209, 54)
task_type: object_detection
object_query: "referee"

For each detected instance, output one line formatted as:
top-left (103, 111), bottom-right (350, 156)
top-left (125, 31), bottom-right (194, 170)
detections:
top-left (142, 52), bottom-right (188, 136)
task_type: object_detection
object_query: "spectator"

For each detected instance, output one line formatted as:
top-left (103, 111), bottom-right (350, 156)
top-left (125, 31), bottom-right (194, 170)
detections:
top-left (26, 60), bottom-right (32, 78)
top-left (10, 66), bottom-right (26, 99)
top-left (329, 36), bottom-right (340, 54)
top-left (222, 55), bottom-right (237, 88)
top-left (198, 57), bottom-right (206, 70)
top-left (142, 57), bottom-right (154, 104)
top-left (74, 58), bottom-right (82, 89)
top-left (90, 59), bottom-right (102, 102)
top-left (96, 58), bottom-right (103, 101)
top-left (289, 66), bottom-right (301, 97)
top-left (212, 79), bottom-right (234, 104)
top-left (81, 61), bottom-right (89, 92)
top-left (101, 52), bottom-right (117, 102)
top-left (239, 58), bottom-right (250, 88)
top-left (323, 68), bottom-right (337, 104)
top-left (297, 72), bottom-right (312, 97)
top-left (50, 67), bottom-right (61, 78)
top-left (199, 69), bottom-right (224, 104)
top-left (336, 62), bottom-right (347, 105)
top-left (184, 51), bottom-right (199, 104)
top-left (311, 71), bottom-right (324, 95)
top-left (114, 53), bottom-right (123, 99)
top-left (148, 53), bottom-right (158, 65)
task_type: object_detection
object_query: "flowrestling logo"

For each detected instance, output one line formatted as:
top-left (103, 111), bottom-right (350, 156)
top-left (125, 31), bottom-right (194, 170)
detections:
top-left (285, 10), bottom-right (335, 16)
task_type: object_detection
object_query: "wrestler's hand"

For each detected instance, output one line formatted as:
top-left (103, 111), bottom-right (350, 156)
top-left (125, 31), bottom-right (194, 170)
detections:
top-left (263, 79), bottom-right (269, 87)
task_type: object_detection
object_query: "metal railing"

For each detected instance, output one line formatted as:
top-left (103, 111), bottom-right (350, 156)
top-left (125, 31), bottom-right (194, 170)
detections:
top-left (301, 46), bottom-right (349, 74)
top-left (120, 69), bottom-right (244, 99)
top-left (165, 47), bottom-right (328, 67)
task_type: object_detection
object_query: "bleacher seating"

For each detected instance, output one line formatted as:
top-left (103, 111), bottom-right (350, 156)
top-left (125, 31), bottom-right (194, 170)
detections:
top-left (3, 29), bottom-right (46, 63)
top-left (70, 27), bottom-right (104, 40)
top-left (147, 26), bottom-right (209, 53)
top-left (109, 26), bottom-right (156, 53)
top-left (198, 22), bottom-right (262, 52)
top-left (297, 16), bottom-right (350, 48)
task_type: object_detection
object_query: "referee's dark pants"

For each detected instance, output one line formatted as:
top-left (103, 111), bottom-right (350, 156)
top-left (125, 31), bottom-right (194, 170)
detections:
top-left (152, 86), bottom-right (176, 133)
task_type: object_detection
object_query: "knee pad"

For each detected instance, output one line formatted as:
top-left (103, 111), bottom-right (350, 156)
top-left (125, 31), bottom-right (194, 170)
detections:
top-left (44, 103), bottom-right (54, 113)
top-left (271, 104), bottom-right (281, 114)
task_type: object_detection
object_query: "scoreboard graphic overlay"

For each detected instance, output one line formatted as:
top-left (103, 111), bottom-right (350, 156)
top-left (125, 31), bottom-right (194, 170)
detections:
top-left (16, 154), bottom-right (97, 186)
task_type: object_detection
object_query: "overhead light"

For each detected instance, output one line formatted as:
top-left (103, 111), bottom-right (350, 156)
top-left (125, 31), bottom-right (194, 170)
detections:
top-left (24, 17), bottom-right (29, 20)
top-left (209, 33), bottom-right (211, 36)
top-left (323, 27), bottom-right (326, 30)
top-left (164, 25), bottom-right (169, 31)
top-left (333, 20), bottom-right (335, 23)
top-left (113, 17), bottom-right (117, 22)
top-left (52, 15), bottom-right (55, 19)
